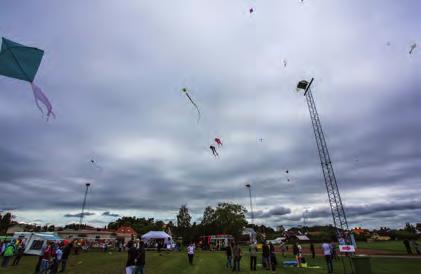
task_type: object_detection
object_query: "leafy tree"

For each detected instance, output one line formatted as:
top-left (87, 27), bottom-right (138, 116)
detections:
top-left (176, 205), bottom-right (192, 244)
top-left (213, 202), bottom-right (247, 239)
top-left (0, 213), bottom-right (12, 234)
top-left (404, 223), bottom-right (416, 234)
top-left (108, 217), bottom-right (164, 235)
top-left (200, 206), bottom-right (216, 235)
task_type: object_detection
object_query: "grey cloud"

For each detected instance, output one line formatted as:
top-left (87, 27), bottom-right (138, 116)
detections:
top-left (64, 212), bottom-right (95, 218)
top-left (102, 211), bottom-right (120, 217)
top-left (255, 206), bottom-right (292, 218)
top-left (0, 0), bottom-right (420, 229)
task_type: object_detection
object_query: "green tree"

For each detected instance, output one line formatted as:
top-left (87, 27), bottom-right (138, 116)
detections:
top-left (176, 205), bottom-right (192, 244)
top-left (213, 202), bottom-right (247, 239)
top-left (0, 213), bottom-right (12, 234)
top-left (200, 206), bottom-right (216, 235)
top-left (404, 223), bottom-right (416, 234)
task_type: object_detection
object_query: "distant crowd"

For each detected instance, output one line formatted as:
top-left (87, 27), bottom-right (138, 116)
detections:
top-left (1, 238), bottom-right (75, 274)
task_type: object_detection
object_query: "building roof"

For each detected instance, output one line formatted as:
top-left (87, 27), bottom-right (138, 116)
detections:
top-left (116, 226), bottom-right (136, 235)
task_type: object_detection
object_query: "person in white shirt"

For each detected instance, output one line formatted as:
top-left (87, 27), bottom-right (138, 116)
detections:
top-left (187, 243), bottom-right (195, 265)
top-left (321, 240), bottom-right (333, 274)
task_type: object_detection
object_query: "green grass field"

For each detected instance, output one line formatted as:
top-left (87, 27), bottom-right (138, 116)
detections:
top-left (2, 250), bottom-right (421, 274)
top-left (355, 241), bottom-right (409, 253)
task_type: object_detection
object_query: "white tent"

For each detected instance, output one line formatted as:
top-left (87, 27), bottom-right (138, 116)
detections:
top-left (141, 231), bottom-right (173, 246)
top-left (13, 232), bottom-right (63, 256)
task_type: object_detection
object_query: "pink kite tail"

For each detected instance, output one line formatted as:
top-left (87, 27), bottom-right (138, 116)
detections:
top-left (31, 82), bottom-right (55, 120)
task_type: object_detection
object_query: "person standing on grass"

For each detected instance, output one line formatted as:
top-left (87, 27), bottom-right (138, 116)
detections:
top-left (330, 241), bottom-right (338, 261)
top-left (50, 244), bottom-right (62, 274)
top-left (125, 241), bottom-right (138, 274)
top-left (12, 240), bottom-right (25, 266)
top-left (410, 239), bottom-right (420, 255)
top-left (1, 241), bottom-right (15, 268)
top-left (232, 242), bottom-right (242, 272)
top-left (322, 240), bottom-right (333, 274)
top-left (269, 242), bottom-right (277, 273)
top-left (403, 239), bottom-right (412, 255)
top-left (310, 243), bottom-right (315, 259)
top-left (225, 242), bottom-right (233, 269)
top-left (262, 242), bottom-right (270, 270)
top-left (187, 242), bottom-right (195, 265)
top-left (39, 242), bottom-right (53, 274)
top-left (249, 241), bottom-right (257, 271)
top-left (293, 243), bottom-right (300, 265)
top-left (134, 241), bottom-right (146, 274)
top-left (280, 241), bottom-right (286, 257)
top-left (60, 241), bottom-right (73, 272)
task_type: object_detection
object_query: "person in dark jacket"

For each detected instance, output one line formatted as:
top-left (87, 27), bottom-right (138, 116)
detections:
top-left (134, 241), bottom-right (145, 274)
top-left (269, 242), bottom-right (277, 273)
top-left (126, 241), bottom-right (138, 274)
top-left (232, 242), bottom-right (242, 272)
top-left (262, 242), bottom-right (270, 270)
top-left (403, 239), bottom-right (412, 255)
top-left (225, 243), bottom-right (232, 269)
top-left (310, 243), bottom-right (316, 259)
top-left (60, 242), bottom-right (73, 272)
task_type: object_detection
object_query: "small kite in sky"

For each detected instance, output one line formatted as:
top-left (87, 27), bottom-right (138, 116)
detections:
top-left (215, 137), bottom-right (223, 147)
top-left (0, 37), bottom-right (55, 120)
top-left (210, 145), bottom-right (219, 157)
top-left (181, 88), bottom-right (200, 122)
top-left (386, 41), bottom-right (391, 47)
top-left (285, 170), bottom-right (291, 182)
top-left (282, 59), bottom-right (288, 67)
top-left (249, 8), bottom-right (254, 14)
top-left (258, 138), bottom-right (263, 142)
top-left (409, 43), bottom-right (417, 54)
top-left (90, 159), bottom-right (103, 171)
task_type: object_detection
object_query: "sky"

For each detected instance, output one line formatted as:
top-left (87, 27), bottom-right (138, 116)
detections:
top-left (0, 0), bottom-right (420, 230)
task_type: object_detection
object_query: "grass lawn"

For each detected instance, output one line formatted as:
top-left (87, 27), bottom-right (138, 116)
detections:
top-left (1, 250), bottom-right (420, 274)
top-left (355, 241), bottom-right (411, 253)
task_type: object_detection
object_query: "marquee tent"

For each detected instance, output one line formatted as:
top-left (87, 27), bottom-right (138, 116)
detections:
top-left (141, 231), bottom-right (173, 246)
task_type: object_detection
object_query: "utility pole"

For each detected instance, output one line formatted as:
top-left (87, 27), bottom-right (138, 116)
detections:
top-left (245, 183), bottom-right (254, 225)
top-left (80, 183), bottom-right (91, 227)
top-left (296, 78), bottom-right (354, 273)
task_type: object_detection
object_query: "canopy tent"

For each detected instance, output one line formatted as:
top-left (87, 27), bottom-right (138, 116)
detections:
top-left (141, 231), bottom-right (173, 246)
top-left (13, 232), bottom-right (63, 255)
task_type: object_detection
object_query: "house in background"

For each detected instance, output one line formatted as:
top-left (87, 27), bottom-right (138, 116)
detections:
top-left (115, 226), bottom-right (137, 243)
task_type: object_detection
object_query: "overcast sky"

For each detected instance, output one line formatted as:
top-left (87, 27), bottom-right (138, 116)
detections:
top-left (0, 0), bottom-right (420, 229)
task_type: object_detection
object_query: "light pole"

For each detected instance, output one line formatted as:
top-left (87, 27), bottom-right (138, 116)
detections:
top-left (245, 183), bottom-right (254, 225)
top-left (80, 183), bottom-right (91, 227)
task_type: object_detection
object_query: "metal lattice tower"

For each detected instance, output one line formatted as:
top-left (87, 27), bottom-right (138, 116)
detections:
top-left (298, 78), bottom-right (349, 235)
top-left (80, 183), bottom-right (91, 226)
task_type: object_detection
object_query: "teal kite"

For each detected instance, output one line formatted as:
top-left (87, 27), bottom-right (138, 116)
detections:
top-left (0, 37), bottom-right (55, 120)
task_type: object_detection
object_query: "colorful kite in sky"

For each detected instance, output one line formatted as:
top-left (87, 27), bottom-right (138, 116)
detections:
top-left (0, 37), bottom-right (55, 120)
top-left (215, 137), bottom-right (223, 147)
top-left (181, 88), bottom-right (200, 122)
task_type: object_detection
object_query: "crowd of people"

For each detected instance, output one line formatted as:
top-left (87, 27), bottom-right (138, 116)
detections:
top-left (0, 238), bottom-right (74, 273)
top-left (1, 239), bottom-right (26, 267)
top-left (220, 240), bottom-right (338, 273)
